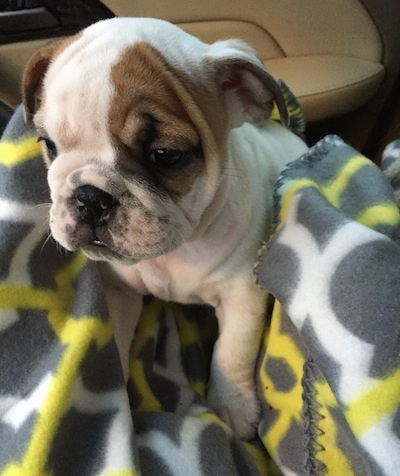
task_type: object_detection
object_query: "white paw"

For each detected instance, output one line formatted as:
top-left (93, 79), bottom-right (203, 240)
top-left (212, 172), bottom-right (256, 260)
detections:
top-left (207, 379), bottom-right (261, 440)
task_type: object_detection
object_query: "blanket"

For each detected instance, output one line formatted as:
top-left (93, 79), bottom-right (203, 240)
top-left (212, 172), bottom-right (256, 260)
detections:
top-left (0, 100), bottom-right (399, 476)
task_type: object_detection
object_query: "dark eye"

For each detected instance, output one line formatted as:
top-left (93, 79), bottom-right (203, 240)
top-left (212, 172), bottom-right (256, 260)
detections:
top-left (148, 148), bottom-right (187, 167)
top-left (38, 136), bottom-right (58, 160)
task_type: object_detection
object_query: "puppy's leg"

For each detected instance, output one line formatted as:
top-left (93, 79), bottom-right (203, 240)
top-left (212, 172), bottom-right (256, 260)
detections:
top-left (100, 265), bottom-right (143, 382)
top-left (207, 277), bottom-right (267, 440)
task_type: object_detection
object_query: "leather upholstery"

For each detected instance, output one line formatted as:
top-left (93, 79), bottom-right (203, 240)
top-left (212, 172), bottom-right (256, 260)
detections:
top-left (0, 0), bottom-right (389, 123)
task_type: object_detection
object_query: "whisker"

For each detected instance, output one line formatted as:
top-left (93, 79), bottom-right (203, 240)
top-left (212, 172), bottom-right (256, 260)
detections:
top-left (40, 232), bottom-right (54, 254)
top-left (27, 203), bottom-right (52, 217)
top-left (222, 172), bottom-right (242, 178)
top-left (221, 167), bottom-right (243, 179)
top-left (31, 202), bottom-right (52, 210)
top-left (57, 241), bottom-right (69, 257)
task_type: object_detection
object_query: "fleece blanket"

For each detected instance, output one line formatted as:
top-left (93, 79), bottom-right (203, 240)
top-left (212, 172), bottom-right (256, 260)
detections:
top-left (0, 100), bottom-right (399, 476)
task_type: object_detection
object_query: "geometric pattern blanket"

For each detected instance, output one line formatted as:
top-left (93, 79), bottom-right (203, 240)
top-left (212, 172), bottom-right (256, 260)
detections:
top-left (256, 135), bottom-right (400, 476)
top-left (0, 104), bottom-right (399, 476)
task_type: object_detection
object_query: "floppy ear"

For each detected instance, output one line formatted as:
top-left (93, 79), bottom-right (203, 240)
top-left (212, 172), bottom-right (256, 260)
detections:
top-left (206, 40), bottom-right (288, 128)
top-left (22, 41), bottom-right (62, 122)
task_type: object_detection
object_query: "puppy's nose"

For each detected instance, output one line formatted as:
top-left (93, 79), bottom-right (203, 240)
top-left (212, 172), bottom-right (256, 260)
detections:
top-left (74, 185), bottom-right (116, 228)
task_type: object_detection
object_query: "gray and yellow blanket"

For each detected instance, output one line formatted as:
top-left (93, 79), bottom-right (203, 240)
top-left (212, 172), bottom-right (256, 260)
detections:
top-left (0, 100), bottom-right (399, 476)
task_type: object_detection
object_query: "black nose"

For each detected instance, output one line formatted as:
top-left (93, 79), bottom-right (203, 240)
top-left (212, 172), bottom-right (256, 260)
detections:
top-left (74, 185), bottom-right (116, 228)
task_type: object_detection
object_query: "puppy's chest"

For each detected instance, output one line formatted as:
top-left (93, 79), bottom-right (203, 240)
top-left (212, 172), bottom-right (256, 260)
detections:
top-left (112, 257), bottom-right (218, 306)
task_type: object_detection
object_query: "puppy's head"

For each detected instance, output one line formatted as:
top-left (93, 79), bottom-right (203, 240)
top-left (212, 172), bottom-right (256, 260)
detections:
top-left (22, 18), bottom-right (287, 264)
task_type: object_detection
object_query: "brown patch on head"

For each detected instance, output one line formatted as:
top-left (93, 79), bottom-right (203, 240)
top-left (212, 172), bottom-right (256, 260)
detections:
top-left (108, 42), bottom-right (210, 198)
top-left (22, 33), bottom-right (82, 122)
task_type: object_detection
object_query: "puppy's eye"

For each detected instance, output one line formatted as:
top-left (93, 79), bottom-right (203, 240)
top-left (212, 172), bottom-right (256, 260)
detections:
top-left (148, 148), bottom-right (187, 167)
top-left (38, 136), bottom-right (58, 161)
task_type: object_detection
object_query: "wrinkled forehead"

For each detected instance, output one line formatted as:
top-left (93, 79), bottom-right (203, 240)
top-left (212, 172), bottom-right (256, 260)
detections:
top-left (39, 18), bottom-right (207, 142)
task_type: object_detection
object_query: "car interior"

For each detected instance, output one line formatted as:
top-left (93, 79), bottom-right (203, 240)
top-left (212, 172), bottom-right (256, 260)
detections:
top-left (1, 0), bottom-right (400, 161)
top-left (1, 2), bottom-right (400, 475)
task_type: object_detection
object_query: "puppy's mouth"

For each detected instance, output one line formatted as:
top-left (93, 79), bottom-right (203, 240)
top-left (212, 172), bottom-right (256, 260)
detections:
top-left (87, 234), bottom-right (112, 248)
top-left (75, 229), bottom-right (120, 260)
top-left (82, 238), bottom-right (130, 262)
top-left (91, 238), bottom-right (107, 247)
top-left (86, 236), bottom-right (111, 252)
top-left (76, 227), bottom-right (142, 264)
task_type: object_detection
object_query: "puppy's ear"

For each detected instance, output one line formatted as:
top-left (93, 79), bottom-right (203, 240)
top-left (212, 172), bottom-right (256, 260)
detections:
top-left (22, 41), bottom-right (62, 123)
top-left (206, 40), bottom-right (288, 128)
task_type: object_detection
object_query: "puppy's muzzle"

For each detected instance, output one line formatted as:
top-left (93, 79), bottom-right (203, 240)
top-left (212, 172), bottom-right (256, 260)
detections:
top-left (75, 185), bottom-right (117, 228)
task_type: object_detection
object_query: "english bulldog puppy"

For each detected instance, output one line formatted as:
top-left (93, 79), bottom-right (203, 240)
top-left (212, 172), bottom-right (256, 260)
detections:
top-left (22, 17), bottom-right (308, 439)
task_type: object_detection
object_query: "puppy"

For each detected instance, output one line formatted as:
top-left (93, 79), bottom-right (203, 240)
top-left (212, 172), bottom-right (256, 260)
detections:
top-left (22, 17), bottom-right (308, 439)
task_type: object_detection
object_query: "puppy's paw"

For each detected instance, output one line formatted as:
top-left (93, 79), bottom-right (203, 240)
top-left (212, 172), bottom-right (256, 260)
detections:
top-left (207, 381), bottom-right (261, 440)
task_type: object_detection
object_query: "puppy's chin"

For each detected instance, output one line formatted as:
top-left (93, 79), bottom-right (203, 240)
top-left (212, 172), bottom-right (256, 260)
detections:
top-left (80, 242), bottom-right (138, 264)
top-left (80, 240), bottom-right (175, 265)
top-left (56, 234), bottom-right (175, 265)
top-left (51, 229), bottom-right (132, 263)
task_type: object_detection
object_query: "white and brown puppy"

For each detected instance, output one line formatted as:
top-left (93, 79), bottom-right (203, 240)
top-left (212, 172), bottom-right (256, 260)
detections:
top-left (22, 17), bottom-right (308, 439)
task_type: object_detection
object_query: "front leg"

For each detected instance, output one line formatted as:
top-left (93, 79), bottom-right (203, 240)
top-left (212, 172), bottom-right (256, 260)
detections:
top-left (100, 264), bottom-right (143, 382)
top-left (206, 276), bottom-right (267, 440)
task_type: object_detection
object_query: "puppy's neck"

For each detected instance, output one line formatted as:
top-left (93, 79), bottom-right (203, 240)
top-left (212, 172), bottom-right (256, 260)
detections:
top-left (191, 125), bottom-right (267, 241)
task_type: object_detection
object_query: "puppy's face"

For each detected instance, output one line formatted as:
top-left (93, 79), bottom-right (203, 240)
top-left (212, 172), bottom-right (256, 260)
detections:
top-left (23, 18), bottom-right (287, 264)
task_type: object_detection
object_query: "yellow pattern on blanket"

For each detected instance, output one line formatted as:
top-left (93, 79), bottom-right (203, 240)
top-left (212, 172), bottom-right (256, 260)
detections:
top-left (257, 134), bottom-right (400, 475)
